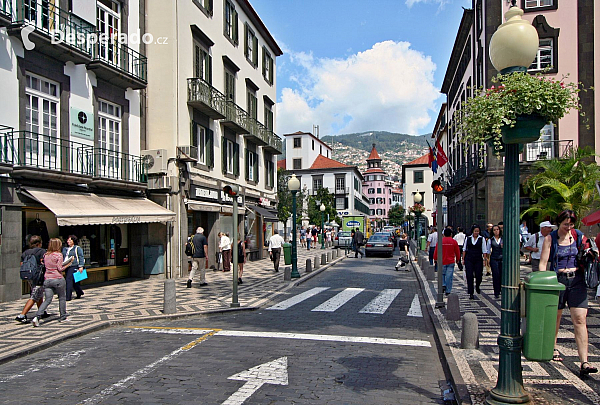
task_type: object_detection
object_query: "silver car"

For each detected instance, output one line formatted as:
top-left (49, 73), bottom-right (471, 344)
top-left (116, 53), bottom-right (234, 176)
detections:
top-left (333, 231), bottom-right (352, 248)
top-left (364, 235), bottom-right (395, 257)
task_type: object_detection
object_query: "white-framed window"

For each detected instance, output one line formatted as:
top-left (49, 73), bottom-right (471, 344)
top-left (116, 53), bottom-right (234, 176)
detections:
top-left (195, 124), bottom-right (206, 165)
top-left (525, 0), bottom-right (553, 8)
top-left (98, 99), bottom-right (122, 178)
top-left (265, 157), bottom-right (275, 188)
top-left (226, 139), bottom-right (234, 174)
top-left (248, 150), bottom-right (255, 180)
top-left (376, 209), bottom-right (383, 215)
top-left (194, 40), bottom-right (211, 82)
top-left (335, 177), bottom-right (345, 192)
top-left (25, 73), bottom-right (60, 168)
top-left (97, 0), bottom-right (121, 66)
top-left (264, 103), bottom-right (274, 131)
top-left (312, 178), bottom-right (322, 191)
top-left (529, 38), bottom-right (553, 72)
top-left (336, 197), bottom-right (345, 210)
top-left (245, 23), bottom-right (258, 67)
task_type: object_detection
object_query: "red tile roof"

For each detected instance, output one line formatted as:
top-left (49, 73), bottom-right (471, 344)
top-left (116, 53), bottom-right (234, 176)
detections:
top-left (277, 159), bottom-right (286, 170)
top-left (309, 154), bottom-right (350, 169)
top-left (367, 144), bottom-right (381, 160)
top-left (405, 154), bottom-right (429, 166)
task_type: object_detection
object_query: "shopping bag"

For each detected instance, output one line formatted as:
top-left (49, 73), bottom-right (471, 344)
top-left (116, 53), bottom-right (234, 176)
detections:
top-left (73, 269), bottom-right (88, 283)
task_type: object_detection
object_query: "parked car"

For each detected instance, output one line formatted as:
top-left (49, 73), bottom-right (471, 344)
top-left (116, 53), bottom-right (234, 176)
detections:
top-left (374, 231), bottom-right (395, 242)
top-left (364, 235), bottom-right (395, 257)
top-left (333, 231), bottom-right (352, 248)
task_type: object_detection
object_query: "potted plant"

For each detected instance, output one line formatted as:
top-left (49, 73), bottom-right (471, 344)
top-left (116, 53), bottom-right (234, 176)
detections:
top-left (457, 70), bottom-right (582, 153)
top-left (408, 203), bottom-right (426, 215)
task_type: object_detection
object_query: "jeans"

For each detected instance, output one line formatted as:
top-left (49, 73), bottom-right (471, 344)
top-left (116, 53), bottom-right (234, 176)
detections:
top-left (65, 266), bottom-right (84, 300)
top-left (429, 246), bottom-right (436, 265)
top-left (443, 264), bottom-right (455, 293)
top-left (271, 247), bottom-right (281, 271)
top-left (307, 238), bottom-right (311, 250)
top-left (36, 278), bottom-right (67, 319)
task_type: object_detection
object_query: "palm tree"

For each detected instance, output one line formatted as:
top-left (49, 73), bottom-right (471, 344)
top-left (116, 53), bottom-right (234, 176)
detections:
top-left (522, 146), bottom-right (600, 226)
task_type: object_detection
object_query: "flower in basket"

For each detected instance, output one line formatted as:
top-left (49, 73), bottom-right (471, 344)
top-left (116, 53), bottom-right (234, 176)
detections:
top-left (408, 203), bottom-right (426, 214)
top-left (456, 70), bottom-right (582, 154)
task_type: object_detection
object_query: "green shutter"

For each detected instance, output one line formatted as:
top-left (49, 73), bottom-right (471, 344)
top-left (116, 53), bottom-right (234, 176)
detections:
top-left (244, 24), bottom-right (248, 58)
top-left (253, 37), bottom-right (258, 66)
top-left (269, 161), bottom-right (274, 187)
top-left (253, 152), bottom-right (259, 182)
top-left (191, 121), bottom-right (197, 147)
top-left (344, 197), bottom-right (348, 210)
top-left (245, 148), bottom-right (249, 180)
top-left (206, 129), bottom-right (214, 168)
top-left (262, 48), bottom-right (266, 77)
top-left (208, 0), bottom-right (213, 14)
top-left (234, 10), bottom-right (239, 44)
top-left (233, 142), bottom-right (239, 176)
top-left (207, 54), bottom-right (212, 85)
top-left (269, 57), bottom-right (274, 84)
top-left (221, 137), bottom-right (226, 174)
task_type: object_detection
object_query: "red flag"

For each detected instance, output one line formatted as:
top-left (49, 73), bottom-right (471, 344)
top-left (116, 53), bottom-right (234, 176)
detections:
top-left (436, 140), bottom-right (448, 167)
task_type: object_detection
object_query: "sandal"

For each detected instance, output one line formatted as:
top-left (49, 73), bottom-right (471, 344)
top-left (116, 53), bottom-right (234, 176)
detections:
top-left (581, 362), bottom-right (598, 376)
top-left (552, 349), bottom-right (563, 362)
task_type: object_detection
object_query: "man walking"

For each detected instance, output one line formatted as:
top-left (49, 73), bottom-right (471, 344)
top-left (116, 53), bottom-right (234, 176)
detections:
top-left (434, 228), bottom-right (461, 294)
top-left (523, 221), bottom-right (556, 271)
top-left (426, 228), bottom-right (438, 266)
top-left (268, 229), bottom-right (285, 272)
top-left (354, 227), bottom-right (364, 258)
top-left (187, 227), bottom-right (209, 288)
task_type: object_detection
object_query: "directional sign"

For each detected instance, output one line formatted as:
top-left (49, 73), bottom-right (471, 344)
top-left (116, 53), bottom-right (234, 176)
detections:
top-left (222, 357), bottom-right (289, 405)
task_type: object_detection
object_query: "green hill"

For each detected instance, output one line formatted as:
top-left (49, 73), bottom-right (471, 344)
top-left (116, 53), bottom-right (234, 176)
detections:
top-left (321, 131), bottom-right (430, 154)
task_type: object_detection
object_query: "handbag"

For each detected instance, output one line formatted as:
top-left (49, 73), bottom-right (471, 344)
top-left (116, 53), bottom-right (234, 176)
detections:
top-left (584, 238), bottom-right (600, 289)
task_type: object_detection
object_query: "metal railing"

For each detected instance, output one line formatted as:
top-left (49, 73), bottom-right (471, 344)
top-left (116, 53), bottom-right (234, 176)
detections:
top-left (1, 0), bottom-right (12, 18)
top-left (187, 78), bottom-right (227, 116)
top-left (91, 35), bottom-right (147, 82)
top-left (224, 100), bottom-right (251, 133)
top-left (520, 139), bottom-right (573, 163)
top-left (14, 0), bottom-right (95, 56)
top-left (260, 126), bottom-right (283, 153)
top-left (92, 147), bottom-right (145, 183)
top-left (334, 187), bottom-right (349, 194)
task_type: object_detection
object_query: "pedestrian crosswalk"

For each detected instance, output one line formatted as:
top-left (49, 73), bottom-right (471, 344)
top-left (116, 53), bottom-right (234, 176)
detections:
top-left (266, 287), bottom-right (421, 317)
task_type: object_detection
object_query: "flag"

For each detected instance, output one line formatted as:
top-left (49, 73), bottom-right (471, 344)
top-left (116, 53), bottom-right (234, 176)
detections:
top-left (428, 147), bottom-right (438, 173)
top-left (436, 140), bottom-right (448, 167)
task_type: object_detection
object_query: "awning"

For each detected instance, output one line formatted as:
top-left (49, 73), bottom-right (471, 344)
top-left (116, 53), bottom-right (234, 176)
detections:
top-left (582, 210), bottom-right (600, 226)
top-left (22, 188), bottom-right (175, 226)
top-left (247, 204), bottom-right (278, 221)
top-left (186, 200), bottom-right (245, 214)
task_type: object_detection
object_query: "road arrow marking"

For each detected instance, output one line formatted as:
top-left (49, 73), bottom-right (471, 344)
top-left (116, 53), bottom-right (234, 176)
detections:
top-left (407, 294), bottom-right (423, 317)
top-left (222, 357), bottom-right (288, 405)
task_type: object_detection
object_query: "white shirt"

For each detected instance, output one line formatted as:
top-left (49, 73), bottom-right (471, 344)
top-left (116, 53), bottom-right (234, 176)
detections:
top-left (453, 232), bottom-right (466, 248)
top-left (268, 234), bottom-right (285, 251)
top-left (427, 232), bottom-right (438, 248)
top-left (463, 235), bottom-right (490, 254)
top-left (219, 235), bottom-right (231, 251)
top-left (523, 232), bottom-right (543, 259)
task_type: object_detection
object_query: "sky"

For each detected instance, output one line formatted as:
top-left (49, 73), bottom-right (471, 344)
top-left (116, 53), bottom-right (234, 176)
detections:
top-left (250, 0), bottom-right (472, 137)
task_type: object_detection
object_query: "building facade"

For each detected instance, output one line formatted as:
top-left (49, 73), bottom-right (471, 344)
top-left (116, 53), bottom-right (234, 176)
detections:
top-left (401, 155), bottom-right (433, 235)
top-left (145, 0), bottom-right (283, 270)
top-left (362, 144), bottom-right (393, 229)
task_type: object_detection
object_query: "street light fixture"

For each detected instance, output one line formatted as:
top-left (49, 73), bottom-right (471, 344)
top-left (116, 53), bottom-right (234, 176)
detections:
top-left (413, 191), bottom-right (423, 248)
top-left (320, 203), bottom-right (326, 249)
top-left (487, 2), bottom-right (538, 404)
top-left (288, 174), bottom-right (301, 279)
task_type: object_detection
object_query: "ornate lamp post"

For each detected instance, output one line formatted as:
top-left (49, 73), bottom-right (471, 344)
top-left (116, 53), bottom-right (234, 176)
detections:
top-left (413, 191), bottom-right (423, 248)
top-left (320, 203), bottom-right (326, 249)
top-left (288, 174), bottom-right (301, 279)
top-left (487, 2), bottom-right (539, 404)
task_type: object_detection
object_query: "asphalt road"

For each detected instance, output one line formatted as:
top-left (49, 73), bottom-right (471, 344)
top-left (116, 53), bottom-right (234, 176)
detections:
top-left (0, 254), bottom-right (446, 405)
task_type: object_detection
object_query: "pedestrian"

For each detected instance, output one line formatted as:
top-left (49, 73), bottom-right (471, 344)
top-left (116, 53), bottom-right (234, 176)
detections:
top-left (486, 225), bottom-right (503, 299)
top-left (62, 235), bottom-right (85, 301)
top-left (461, 224), bottom-right (489, 300)
top-left (520, 219), bottom-right (531, 263)
top-left (187, 227), bottom-right (209, 287)
top-left (482, 223), bottom-right (493, 239)
top-left (434, 228), bottom-right (461, 294)
top-left (31, 238), bottom-right (69, 326)
top-left (268, 229), bottom-right (285, 272)
top-left (311, 226), bottom-right (318, 248)
top-left (300, 226), bottom-right (307, 248)
top-left (15, 235), bottom-right (49, 323)
top-left (237, 236), bottom-right (246, 284)
top-left (453, 226), bottom-right (466, 248)
top-left (220, 232), bottom-right (232, 272)
top-left (353, 227), bottom-right (364, 258)
top-left (426, 227), bottom-right (438, 266)
top-left (523, 221), bottom-right (557, 271)
top-left (538, 210), bottom-right (597, 376)
top-left (396, 233), bottom-right (410, 271)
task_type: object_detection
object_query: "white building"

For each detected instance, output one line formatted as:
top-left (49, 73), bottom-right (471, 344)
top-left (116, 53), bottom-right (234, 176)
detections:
top-left (402, 154), bottom-right (434, 236)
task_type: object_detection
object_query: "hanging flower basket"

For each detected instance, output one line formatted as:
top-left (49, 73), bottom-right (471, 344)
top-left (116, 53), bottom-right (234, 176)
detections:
top-left (486, 136), bottom-right (524, 155)
top-left (501, 114), bottom-right (548, 144)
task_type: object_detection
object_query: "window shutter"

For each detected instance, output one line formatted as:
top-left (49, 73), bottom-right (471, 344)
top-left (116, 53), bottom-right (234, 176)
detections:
top-left (233, 142), bottom-right (239, 176)
top-left (253, 36), bottom-right (258, 66)
top-left (234, 10), bottom-right (239, 44)
top-left (244, 24), bottom-right (248, 58)
top-left (253, 152), bottom-right (258, 182)
top-left (191, 121), bottom-right (197, 147)
top-left (207, 129), bottom-right (214, 168)
top-left (262, 48), bottom-right (266, 77)
top-left (207, 54), bottom-right (212, 85)
top-left (245, 148), bottom-right (249, 180)
top-left (208, 0), bottom-right (213, 14)
top-left (269, 58), bottom-right (273, 84)
top-left (269, 161), bottom-right (274, 187)
top-left (344, 198), bottom-right (348, 210)
top-left (221, 137), bottom-right (226, 174)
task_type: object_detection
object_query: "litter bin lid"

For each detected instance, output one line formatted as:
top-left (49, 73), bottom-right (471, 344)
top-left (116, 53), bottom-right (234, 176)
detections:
top-left (524, 271), bottom-right (566, 291)
top-left (283, 243), bottom-right (292, 247)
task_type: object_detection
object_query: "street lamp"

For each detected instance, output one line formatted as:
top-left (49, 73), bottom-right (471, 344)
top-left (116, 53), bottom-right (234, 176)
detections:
top-left (223, 184), bottom-right (240, 307)
top-left (487, 2), bottom-right (539, 405)
top-left (320, 203), bottom-right (326, 249)
top-left (413, 191), bottom-right (423, 248)
top-left (288, 174), bottom-right (301, 279)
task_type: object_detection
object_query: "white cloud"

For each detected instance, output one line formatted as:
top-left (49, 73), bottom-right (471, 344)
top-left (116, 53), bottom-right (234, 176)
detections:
top-left (276, 40), bottom-right (441, 136)
top-left (405, 0), bottom-right (449, 8)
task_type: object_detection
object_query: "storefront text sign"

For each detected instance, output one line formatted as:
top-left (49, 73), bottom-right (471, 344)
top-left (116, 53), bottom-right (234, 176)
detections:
top-left (70, 107), bottom-right (94, 140)
top-left (113, 216), bottom-right (141, 223)
top-left (259, 197), bottom-right (270, 207)
top-left (221, 191), bottom-right (243, 204)
top-left (194, 187), bottom-right (219, 201)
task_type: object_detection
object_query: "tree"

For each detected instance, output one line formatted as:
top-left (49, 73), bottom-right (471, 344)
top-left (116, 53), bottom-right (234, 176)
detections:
top-left (276, 168), bottom-right (291, 224)
top-left (307, 188), bottom-right (340, 227)
top-left (522, 146), bottom-right (600, 227)
top-left (387, 204), bottom-right (405, 226)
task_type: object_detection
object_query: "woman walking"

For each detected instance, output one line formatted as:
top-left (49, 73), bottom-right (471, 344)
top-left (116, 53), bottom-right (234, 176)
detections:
top-left (220, 232), bottom-right (232, 272)
top-left (461, 224), bottom-right (489, 300)
top-left (32, 238), bottom-right (71, 326)
top-left (62, 235), bottom-right (85, 301)
top-left (487, 225), bottom-right (503, 299)
top-left (539, 210), bottom-right (597, 376)
top-left (237, 237), bottom-right (246, 284)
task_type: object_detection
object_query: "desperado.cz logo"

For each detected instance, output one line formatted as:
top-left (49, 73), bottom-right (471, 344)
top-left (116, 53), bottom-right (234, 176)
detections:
top-left (21, 24), bottom-right (36, 51)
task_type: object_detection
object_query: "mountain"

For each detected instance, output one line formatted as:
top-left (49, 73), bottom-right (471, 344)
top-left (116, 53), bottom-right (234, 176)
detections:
top-left (320, 131), bottom-right (431, 181)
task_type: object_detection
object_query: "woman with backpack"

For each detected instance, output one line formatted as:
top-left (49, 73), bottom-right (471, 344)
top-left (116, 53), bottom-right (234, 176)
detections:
top-left (15, 235), bottom-right (47, 323)
top-left (539, 210), bottom-right (597, 376)
top-left (62, 235), bottom-right (85, 301)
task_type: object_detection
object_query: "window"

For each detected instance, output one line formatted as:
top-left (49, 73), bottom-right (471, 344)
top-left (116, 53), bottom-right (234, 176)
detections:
top-left (370, 209), bottom-right (375, 216)
top-left (193, 0), bottom-right (213, 15)
top-left (246, 148), bottom-right (258, 182)
top-left (376, 209), bottom-right (383, 215)
top-left (25, 73), bottom-right (59, 169)
top-left (377, 188), bottom-right (382, 194)
top-left (97, 0), bottom-right (120, 66)
top-left (224, 69), bottom-right (236, 102)
top-left (264, 103), bottom-right (274, 131)
top-left (529, 39), bottom-right (553, 72)
top-left (312, 140), bottom-right (314, 150)
top-left (226, 139), bottom-right (234, 174)
top-left (247, 90), bottom-right (257, 120)
top-left (312, 178), bottom-right (323, 191)
top-left (191, 121), bottom-right (214, 167)
top-left (293, 158), bottom-right (301, 170)
top-left (369, 198), bottom-right (375, 204)
top-left (523, 0), bottom-right (556, 11)
top-left (222, 137), bottom-right (239, 176)
top-left (224, 0), bottom-right (238, 44)
top-left (98, 100), bottom-right (122, 178)
top-left (368, 188), bottom-right (375, 194)
top-left (414, 170), bottom-right (424, 183)
top-left (244, 24), bottom-right (258, 67)
top-left (196, 124), bottom-right (207, 165)
top-left (293, 137), bottom-right (301, 148)
top-left (194, 40), bottom-right (211, 83)
top-left (335, 177), bottom-right (345, 192)
top-left (320, 145), bottom-right (322, 155)
top-left (336, 197), bottom-right (346, 210)
top-left (266, 157), bottom-right (275, 188)
top-left (262, 47), bottom-right (274, 85)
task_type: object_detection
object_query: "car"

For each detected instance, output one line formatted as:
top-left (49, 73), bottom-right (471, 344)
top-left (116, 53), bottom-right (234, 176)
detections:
top-left (364, 235), bottom-right (395, 257)
top-left (382, 226), bottom-right (395, 234)
top-left (333, 231), bottom-right (352, 248)
top-left (373, 231), bottom-right (395, 243)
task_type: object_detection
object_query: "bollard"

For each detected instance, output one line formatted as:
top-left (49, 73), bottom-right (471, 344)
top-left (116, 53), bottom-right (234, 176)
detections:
top-left (461, 313), bottom-right (479, 349)
top-left (446, 293), bottom-right (461, 321)
top-left (284, 267), bottom-right (292, 281)
top-left (336, 249), bottom-right (340, 258)
top-left (321, 253), bottom-right (327, 265)
top-left (163, 279), bottom-right (176, 314)
top-left (424, 263), bottom-right (436, 281)
top-left (327, 252), bottom-right (331, 262)
top-left (306, 258), bottom-right (312, 273)
top-left (315, 258), bottom-right (320, 270)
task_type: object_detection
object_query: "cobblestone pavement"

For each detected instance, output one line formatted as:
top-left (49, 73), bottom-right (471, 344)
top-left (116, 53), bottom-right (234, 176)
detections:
top-left (415, 254), bottom-right (600, 405)
top-left (0, 246), bottom-right (342, 364)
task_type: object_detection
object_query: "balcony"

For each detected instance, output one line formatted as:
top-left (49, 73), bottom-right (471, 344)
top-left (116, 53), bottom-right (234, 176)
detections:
top-left (334, 187), bottom-right (349, 194)
top-left (222, 100), bottom-right (251, 134)
top-left (10, 0), bottom-right (94, 64)
top-left (0, 0), bottom-right (13, 27)
top-left (243, 117), bottom-right (269, 147)
top-left (261, 127), bottom-right (283, 155)
top-left (520, 139), bottom-right (573, 164)
top-left (88, 37), bottom-right (147, 89)
top-left (187, 78), bottom-right (226, 119)
top-left (89, 147), bottom-right (146, 189)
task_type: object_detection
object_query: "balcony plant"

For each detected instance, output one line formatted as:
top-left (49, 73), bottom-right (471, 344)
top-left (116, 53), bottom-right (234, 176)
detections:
top-left (408, 203), bottom-right (426, 215)
top-left (457, 70), bottom-right (582, 154)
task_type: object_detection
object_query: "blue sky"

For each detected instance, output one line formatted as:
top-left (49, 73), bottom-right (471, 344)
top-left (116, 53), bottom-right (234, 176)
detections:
top-left (250, 0), bottom-right (472, 136)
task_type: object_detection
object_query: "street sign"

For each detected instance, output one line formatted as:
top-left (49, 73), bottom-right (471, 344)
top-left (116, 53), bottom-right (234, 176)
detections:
top-left (222, 357), bottom-right (289, 405)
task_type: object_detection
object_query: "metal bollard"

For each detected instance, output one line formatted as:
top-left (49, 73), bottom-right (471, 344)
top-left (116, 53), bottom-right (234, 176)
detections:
top-left (315, 258), bottom-right (320, 270)
top-left (163, 279), bottom-right (176, 314)
top-left (321, 253), bottom-right (327, 265)
top-left (461, 313), bottom-right (479, 349)
top-left (305, 258), bottom-right (312, 273)
top-left (327, 252), bottom-right (331, 262)
top-left (284, 267), bottom-right (292, 281)
top-left (446, 293), bottom-right (461, 321)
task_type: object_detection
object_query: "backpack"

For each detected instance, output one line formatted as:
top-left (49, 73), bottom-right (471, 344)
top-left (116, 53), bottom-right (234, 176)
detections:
top-left (583, 238), bottom-right (600, 289)
top-left (20, 254), bottom-right (45, 286)
top-left (185, 240), bottom-right (195, 256)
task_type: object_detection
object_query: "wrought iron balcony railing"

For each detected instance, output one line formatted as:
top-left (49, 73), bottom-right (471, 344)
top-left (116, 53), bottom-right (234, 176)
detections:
top-left (187, 78), bottom-right (227, 119)
top-left (91, 35), bottom-right (147, 83)
top-left (520, 139), bottom-right (573, 163)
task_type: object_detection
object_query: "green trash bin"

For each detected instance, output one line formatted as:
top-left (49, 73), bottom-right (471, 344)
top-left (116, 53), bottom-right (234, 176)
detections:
top-left (420, 236), bottom-right (427, 251)
top-left (283, 243), bottom-right (292, 265)
top-left (523, 271), bottom-right (565, 361)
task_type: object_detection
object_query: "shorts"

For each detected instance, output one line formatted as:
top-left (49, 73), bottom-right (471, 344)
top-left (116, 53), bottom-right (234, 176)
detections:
top-left (30, 284), bottom-right (44, 301)
top-left (557, 271), bottom-right (588, 310)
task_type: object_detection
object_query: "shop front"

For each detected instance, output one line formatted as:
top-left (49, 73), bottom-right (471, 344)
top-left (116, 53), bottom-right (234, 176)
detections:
top-left (246, 201), bottom-right (279, 260)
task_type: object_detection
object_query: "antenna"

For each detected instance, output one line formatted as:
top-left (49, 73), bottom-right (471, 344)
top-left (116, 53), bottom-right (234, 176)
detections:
top-left (313, 125), bottom-right (320, 138)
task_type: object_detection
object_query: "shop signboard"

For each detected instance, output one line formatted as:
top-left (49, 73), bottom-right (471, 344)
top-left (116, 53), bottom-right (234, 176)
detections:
top-left (70, 107), bottom-right (94, 140)
top-left (190, 185), bottom-right (219, 202)
top-left (342, 216), bottom-right (364, 233)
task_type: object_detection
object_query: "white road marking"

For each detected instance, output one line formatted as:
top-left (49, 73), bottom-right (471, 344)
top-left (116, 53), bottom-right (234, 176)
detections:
top-left (311, 288), bottom-right (364, 312)
top-left (407, 294), bottom-right (423, 317)
top-left (222, 357), bottom-right (288, 405)
top-left (0, 349), bottom-right (88, 383)
top-left (359, 289), bottom-right (402, 314)
top-left (266, 287), bottom-right (330, 310)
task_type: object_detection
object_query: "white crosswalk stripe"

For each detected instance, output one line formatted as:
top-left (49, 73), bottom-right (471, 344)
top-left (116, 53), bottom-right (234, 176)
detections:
top-left (266, 287), bottom-right (330, 310)
top-left (407, 294), bottom-right (422, 317)
top-left (359, 289), bottom-right (402, 314)
top-left (311, 288), bottom-right (364, 312)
